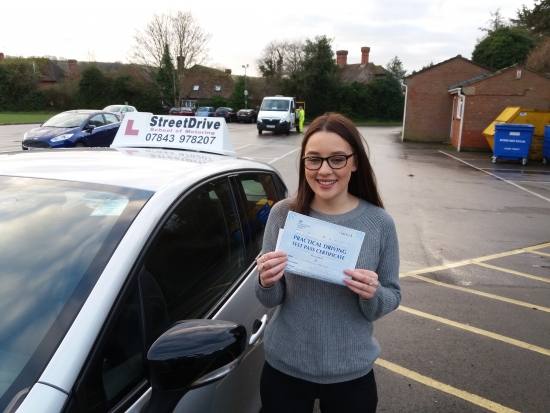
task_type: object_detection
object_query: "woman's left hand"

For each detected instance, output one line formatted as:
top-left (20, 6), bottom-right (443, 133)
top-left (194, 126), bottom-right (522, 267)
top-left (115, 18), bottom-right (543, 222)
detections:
top-left (343, 269), bottom-right (378, 300)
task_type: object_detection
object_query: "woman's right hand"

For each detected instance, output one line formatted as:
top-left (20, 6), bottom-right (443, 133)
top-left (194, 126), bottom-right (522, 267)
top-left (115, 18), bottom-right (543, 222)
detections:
top-left (257, 251), bottom-right (287, 288)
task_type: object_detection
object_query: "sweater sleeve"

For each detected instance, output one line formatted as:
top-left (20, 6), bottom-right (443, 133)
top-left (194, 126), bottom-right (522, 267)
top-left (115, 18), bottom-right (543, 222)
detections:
top-left (359, 214), bottom-right (401, 321)
top-left (253, 200), bottom-right (290, 307)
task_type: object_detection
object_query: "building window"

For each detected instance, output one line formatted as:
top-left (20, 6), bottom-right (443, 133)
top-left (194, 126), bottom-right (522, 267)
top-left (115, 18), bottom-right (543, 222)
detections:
top-left (215, 85), bottom-right (221, 92)
top-left (193, 85), bottom-right (199, 91)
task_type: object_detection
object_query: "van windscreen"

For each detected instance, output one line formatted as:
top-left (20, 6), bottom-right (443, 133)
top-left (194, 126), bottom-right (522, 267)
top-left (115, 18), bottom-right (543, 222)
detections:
top-left (261, 99), bottom-right (289, 111)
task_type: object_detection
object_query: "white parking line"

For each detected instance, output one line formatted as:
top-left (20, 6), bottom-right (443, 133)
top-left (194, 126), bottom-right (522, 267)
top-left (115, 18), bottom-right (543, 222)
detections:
top-left (439, 151), bottom-right (550, 203)
top-left (268, 148), bottom-right (301, 164)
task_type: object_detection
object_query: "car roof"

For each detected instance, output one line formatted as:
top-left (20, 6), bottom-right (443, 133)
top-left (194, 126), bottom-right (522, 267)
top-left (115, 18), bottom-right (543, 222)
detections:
top-left (0, 148), bottom-right (277, 192)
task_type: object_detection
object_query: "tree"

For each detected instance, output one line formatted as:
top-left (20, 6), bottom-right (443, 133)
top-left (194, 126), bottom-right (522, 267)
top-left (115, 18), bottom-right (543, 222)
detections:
top-left (366, 76), bottom-right (405, 121)
top-left (256, 39), bottom-right (305, 96)
top-left (129, 11), bottom-right (211, 106)
top-left (511, 0), bottom-right (550, 41)
top-left (526, 36), bottom-right (550, 73)
top-left (77, 66), bottom-right (110, 108)
top-left (155, 44), bottom-right (177, 106)
top-left (0, 58), bottom-right (40, 110)
top-left (295, 35), bottom-right (340, 118)
top-left (385, 56), bottom-right (407, 79)
top-left (227, 76), bottom-right (246, 110)
top-left (472, 26), bottom-right (535, 70)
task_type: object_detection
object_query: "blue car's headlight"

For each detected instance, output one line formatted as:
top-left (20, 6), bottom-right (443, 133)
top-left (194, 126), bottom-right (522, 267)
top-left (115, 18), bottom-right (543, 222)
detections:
top-left (51, 133), bottom-right (74, 142)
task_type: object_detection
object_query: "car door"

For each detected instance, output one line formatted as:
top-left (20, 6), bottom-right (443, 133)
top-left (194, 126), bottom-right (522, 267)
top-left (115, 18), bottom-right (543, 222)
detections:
top-left (85, 114), bottom-right (110, 147)
top-left (103, 113), bottom-right (121, 146)
top-left (67, 172), bottom-right (284, 413)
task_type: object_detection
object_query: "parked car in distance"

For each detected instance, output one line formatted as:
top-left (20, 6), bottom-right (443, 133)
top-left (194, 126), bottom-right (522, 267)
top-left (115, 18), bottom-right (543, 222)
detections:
top-left (103, 105), bottom-right (137, 119)
top-left (22, 110), bottom-right (121, 149)
top-left (169, 107), bottom-right (195, 116)
top-left (214, 107), bottom-right (237, 123)
top-left (237, 108), bottom-right (258, 123)
top-left (195, 106), bottom-right (215, 117)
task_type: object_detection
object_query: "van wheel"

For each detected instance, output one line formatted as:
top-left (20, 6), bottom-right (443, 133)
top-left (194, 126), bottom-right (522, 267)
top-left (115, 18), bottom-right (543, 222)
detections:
top-left (258, 130), bottom-right (263, 135)
top-left (296, 126), bottom-right (300, 133)
top-left (285, 126), bottom-right (290, 136)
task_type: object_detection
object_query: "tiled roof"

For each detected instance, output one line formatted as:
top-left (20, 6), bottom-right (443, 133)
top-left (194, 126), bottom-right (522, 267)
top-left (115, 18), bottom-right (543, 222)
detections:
top-left (340, 63), bottom-right (388, 84)
top-left (406, 55), bottom-right (490, 79)
top-left (448, 64), bottom-right (550, 90)
top-left (181, 65), bottom-right (237, 99)
top-left (448, 72), bottom-right (492, 89)
top-left (40, 60), bottom-right (65, 83)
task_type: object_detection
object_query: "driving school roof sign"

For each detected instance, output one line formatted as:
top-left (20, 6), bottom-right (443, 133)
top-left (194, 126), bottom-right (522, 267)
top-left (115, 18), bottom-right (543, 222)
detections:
top-left (110, 112), bottom-right (236, 156)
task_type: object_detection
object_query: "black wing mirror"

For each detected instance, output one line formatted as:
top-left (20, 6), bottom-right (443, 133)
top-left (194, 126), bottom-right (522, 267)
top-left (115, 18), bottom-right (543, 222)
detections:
top-left (143, 319), bottom-right (246, 413)
top-left (86, 124), bottom-right (95, 133)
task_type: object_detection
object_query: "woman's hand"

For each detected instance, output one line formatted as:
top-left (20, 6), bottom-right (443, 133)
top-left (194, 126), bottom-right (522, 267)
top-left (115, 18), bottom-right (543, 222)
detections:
top-left (257, 251), bottom-right (287, 288)
top-left (343, 269), bottom-right (378, 300)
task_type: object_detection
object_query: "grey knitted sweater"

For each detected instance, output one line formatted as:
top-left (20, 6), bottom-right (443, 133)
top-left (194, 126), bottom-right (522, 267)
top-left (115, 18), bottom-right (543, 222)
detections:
top-left (254, 197), bottom-right (401, 384)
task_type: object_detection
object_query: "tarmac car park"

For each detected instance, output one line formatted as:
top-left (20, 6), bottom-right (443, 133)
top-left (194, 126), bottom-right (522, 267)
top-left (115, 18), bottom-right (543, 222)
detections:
top-left (0, 113), bottom-right (287, 413)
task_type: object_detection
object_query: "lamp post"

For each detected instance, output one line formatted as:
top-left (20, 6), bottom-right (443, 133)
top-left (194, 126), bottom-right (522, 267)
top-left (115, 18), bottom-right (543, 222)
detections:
top-left (242, 64), bottom-right (249, 109)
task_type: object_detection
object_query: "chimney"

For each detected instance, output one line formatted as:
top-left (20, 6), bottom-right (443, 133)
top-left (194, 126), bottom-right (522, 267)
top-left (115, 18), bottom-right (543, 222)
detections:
top-left (0, 53), bottom-right (4, 63)
top-left (225, 69), bottom-right (232, 74)
top-left (361, 47), bottom-right (370, 65)
top-left (336, 50), bottom-right (348, 67)
top-left (68, 59), bottom-right (77, 74)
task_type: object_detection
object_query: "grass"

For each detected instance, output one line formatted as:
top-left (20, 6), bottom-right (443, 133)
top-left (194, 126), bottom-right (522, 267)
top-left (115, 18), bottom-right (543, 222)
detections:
top-left (0, 112), bottom-right (57, 125)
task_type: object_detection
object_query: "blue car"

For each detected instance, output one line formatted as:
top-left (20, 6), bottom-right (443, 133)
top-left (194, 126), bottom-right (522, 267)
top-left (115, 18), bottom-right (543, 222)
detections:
top-left (195, 106), bottom-right (215, 117)
top-left (22, 110), bottom-right (121, 150)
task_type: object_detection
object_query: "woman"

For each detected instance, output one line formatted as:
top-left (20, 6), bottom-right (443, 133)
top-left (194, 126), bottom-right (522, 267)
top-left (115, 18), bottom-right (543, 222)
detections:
top-left (254, 113), bottom-right (401, 413)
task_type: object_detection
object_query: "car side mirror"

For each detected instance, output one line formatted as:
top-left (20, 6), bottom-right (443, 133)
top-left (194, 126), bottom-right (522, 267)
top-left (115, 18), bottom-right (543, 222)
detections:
top-left (86, 124), bottom-right (95, 133)
top-left (143, 319), bottom-right (247, 413)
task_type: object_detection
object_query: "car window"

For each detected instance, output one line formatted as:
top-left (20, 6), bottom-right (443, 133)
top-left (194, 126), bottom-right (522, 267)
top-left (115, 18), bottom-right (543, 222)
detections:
top-left (233, 174), bottom-right (281, 258)
top-left (75, 178), bottom-right (247, 411)
top-left (104, 113), bottom-right (120, 124)
top-left (89, 114), bottom-right (106, 128)
top-left (144, 177), bottom-right (246, 323)
top-left (0, 177), bottom-right (151, 412)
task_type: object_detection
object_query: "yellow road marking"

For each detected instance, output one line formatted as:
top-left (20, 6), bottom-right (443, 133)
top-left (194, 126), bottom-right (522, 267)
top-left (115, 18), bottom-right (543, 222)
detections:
top-left (406, 273), bottom-right (550, 313)
top-left (473, 262), bottom-right (550, 283)
top-left (400, 241), bottom-right (550, 279)
top-left (528, 250), bottom-right (550, 258)
top-left (375, 358), bottom-right (520, 413)
top-left (398, 306), bottom-right (550, 356)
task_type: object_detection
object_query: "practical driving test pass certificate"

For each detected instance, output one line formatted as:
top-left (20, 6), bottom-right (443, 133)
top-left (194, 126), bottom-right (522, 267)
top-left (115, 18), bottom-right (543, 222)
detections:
top-left (275, 211), bottom-right (365, 286)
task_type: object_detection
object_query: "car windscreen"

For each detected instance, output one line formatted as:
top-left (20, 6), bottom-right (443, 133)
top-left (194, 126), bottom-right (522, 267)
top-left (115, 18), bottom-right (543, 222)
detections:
top-left (260, 99), bottom-right (290, 111)
top-left (42, 113), bottom-right (91, 128)
top-left (0, 176), bottom-right (152, 410)
top-left (103, 105), bottom-right (122, 112)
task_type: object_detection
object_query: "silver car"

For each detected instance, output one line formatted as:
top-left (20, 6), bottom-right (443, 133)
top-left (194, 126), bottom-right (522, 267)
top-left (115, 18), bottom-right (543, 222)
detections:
top-left (103, 105), bottom-right (138, 119)
top-left (0, 142), bottom-right (287, 412)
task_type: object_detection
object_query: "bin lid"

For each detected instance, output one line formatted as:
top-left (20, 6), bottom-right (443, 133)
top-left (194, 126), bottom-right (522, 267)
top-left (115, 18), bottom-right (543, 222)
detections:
top-left (494, 123), bottom-right (535, 131)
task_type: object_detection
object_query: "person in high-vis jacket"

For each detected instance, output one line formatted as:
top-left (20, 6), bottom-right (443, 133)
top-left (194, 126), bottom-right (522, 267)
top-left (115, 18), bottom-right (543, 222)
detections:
top-left (298, 106), bottom-right (305, 133)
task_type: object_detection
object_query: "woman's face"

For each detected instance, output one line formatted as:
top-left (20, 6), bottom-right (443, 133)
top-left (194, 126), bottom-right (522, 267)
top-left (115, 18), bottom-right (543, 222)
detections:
top-left (304, 130), bottom-right (357, 206)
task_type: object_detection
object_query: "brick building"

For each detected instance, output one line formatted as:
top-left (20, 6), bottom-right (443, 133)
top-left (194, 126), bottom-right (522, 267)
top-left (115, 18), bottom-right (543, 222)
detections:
top-left (402, 56), bottom-right (488, 142)
top-left (449, 65), bottom-right (550, 150)
top-left (403, 56), bottom-right (550, 151)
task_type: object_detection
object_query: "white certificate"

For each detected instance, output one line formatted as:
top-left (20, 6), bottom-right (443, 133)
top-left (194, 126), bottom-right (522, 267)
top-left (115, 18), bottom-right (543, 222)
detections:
top-left (276, 211), bottom-right (365, 285)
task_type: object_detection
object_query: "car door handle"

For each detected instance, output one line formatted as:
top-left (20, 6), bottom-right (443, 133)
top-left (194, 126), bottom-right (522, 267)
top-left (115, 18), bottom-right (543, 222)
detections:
top-left (249, 314), bottom-right (268, 346)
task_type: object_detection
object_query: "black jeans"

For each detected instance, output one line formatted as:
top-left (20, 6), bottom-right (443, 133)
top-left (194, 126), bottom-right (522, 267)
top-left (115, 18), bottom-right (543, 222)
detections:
top-left (260, 361), bottom-right (378, 413)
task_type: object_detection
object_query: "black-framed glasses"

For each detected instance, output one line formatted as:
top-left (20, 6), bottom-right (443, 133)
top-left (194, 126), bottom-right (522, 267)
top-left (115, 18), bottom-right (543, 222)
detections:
top-left (302, 154), bottom-right (356, 170)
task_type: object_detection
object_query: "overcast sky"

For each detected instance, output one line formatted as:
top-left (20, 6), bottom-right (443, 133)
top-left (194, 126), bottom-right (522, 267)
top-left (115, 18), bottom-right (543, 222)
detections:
top-left (2, 0), bottom-right (526, 77)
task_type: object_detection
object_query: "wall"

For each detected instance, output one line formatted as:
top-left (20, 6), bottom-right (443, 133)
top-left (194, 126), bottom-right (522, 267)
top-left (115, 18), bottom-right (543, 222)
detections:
top-left (404, 58), bottom-right (487, 142)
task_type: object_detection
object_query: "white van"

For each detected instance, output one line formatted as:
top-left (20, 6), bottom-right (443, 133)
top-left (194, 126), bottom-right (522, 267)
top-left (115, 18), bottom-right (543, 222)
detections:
top-left (257, 96), bottom-right (299, 135)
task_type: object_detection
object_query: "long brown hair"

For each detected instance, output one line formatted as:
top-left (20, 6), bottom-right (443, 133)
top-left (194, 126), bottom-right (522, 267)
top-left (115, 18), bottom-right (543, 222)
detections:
top-left (292, 112), bottom-right (384, 215)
